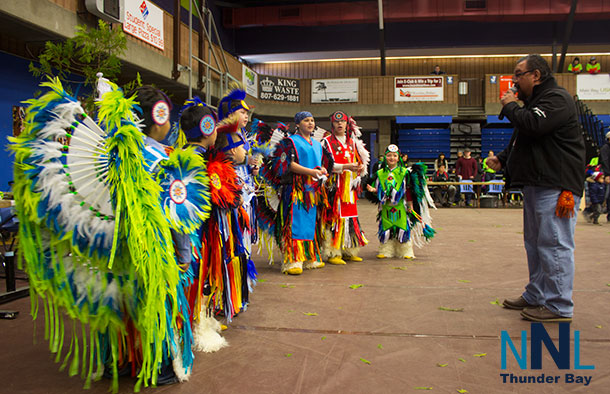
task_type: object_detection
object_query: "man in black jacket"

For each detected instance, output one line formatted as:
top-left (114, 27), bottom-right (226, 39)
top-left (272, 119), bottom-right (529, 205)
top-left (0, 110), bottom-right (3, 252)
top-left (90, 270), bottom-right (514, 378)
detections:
top-left (486, 54), bottom-right (585, 323)
top-left (600, 131), bottom-right (610, 221)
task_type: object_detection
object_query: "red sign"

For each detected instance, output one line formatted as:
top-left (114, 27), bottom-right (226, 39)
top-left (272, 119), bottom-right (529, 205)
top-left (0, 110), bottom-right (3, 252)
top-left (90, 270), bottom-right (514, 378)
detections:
top-left (499, 75), bottom-right (516, 100)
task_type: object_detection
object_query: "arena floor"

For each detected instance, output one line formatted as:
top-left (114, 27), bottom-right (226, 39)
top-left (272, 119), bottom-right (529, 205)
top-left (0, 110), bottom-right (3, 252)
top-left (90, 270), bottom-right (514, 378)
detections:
top-left (1, 201), bottom-right (609, 394)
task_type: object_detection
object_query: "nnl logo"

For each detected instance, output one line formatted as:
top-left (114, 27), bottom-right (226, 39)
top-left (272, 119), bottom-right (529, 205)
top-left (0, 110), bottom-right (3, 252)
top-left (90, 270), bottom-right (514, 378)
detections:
top-left (501, 323), bottom-right (595, 370)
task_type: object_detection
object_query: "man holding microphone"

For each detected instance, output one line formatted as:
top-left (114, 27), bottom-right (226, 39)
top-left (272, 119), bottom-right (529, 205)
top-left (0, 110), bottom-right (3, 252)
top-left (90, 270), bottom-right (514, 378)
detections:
top-left (486, 54), bottom-right (585, 322)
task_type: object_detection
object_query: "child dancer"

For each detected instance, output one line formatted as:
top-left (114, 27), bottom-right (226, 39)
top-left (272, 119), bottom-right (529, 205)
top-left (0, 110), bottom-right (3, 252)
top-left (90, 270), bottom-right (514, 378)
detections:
top-left (367, 144), bottom-right (435, 259)
top-left (217, 85), bottom-right (258, 291)
top-left (320, 111), bottom-right (369, 264)
top-left (264, 111), bottom-right (334, 274)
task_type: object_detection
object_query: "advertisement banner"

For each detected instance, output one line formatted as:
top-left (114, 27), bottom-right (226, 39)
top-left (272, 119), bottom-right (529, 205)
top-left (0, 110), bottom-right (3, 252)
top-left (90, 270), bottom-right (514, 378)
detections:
top-left (577, 74), bottom-right (610, 100)
top-left (395, 77), bottom-right (444, 102)
top-left (311, 78), bottom-right (358, 103)
top-left (259, 76), bottom-right (300, 103)
top-left (123, 0), bottom-right (165, 50)
top-left (499, 75), bottom-right (516, 100)
top-left (242, 65), bottom-right (258, 98)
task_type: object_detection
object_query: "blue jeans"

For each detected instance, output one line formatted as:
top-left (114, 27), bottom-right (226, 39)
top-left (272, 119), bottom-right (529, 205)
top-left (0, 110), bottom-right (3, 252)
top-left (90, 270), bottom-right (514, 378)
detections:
top-left (521, 186), bottom-right (580, 317)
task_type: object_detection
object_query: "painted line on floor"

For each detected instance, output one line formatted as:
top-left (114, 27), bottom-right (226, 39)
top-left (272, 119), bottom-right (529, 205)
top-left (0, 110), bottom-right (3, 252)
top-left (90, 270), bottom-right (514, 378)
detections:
top-left (230, 325), bottom-right (610, 343)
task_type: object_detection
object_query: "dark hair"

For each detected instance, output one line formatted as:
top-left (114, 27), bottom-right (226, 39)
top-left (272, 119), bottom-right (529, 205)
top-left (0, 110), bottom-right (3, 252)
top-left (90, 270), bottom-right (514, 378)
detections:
top-left (180, 105), bottom-right (216, 143)
top-left (215, 132), bottom-right (229, 150)
top-left (518, 54), bottom-right (552, 82)
top-left (573, 57), bottom-right (580, 62)
top-left (129, 85), bottom-right (171, 134)
top-left (437, 153), bottom-right (445, 160)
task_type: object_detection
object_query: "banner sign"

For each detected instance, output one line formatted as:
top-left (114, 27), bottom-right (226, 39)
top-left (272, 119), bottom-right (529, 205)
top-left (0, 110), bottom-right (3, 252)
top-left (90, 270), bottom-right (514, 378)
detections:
top-left (242, 65), bottom-right (258, 98)
top-left (499, 75), bottom-right (516, 100)
top-left (123, 0), bottom-right (165, 50)
top-left (577, 74), bottom-right (610, 100)
top-left (395, 77), bottom-right (444, 101)
top-left (311, 78), bottom-right (358, 103)
top-left (259, 76), bottom-right (300, 102)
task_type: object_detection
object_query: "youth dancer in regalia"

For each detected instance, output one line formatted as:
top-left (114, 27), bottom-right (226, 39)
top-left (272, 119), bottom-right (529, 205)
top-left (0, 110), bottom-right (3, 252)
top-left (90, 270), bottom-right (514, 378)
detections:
top-left (366, 144), bottom-right (436, 259)
top-left (175, 98), bottom-right (232, 353)
top-left (320, 111), bottom-right (369, 265)
top-left (181, 105), bottom-right (253, 324)
top-left (264, 111), bottom-right (334, 275)
top-left (9, 79), bottom-right (188, 392)
top-left (217, 85), bottom-right (258, 294)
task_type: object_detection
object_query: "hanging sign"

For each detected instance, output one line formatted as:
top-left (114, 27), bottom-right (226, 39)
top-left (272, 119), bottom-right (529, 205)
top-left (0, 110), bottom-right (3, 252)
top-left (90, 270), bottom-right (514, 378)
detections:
top-left (123, 0), bottom-right (165, 50)
top-left (577, 74), bottom-right (610, 100)
top-left (311, 78), bottom-right (358, 103)
top-left (242, 65), bottom-right (259, 98)
top-left (499, 75), bottom-right (516, 99)
top-left (395, 77), bottom-right (444, 101)
top-left (259, 76), bottom-right (300, 102)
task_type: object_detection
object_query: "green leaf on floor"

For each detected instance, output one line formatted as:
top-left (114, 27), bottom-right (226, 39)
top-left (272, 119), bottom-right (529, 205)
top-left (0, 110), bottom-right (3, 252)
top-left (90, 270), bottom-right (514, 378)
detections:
top-left (257, 278), bottom-right (267, 283)
top-left (458, 358), bottom-right (466, 363)
top-left (493, 224), bottom-right (502, 228)
top-left (285, 353), bottom-right (292, 357)
top-left (516, 231), bottom-right (524, 234)
top-left (360, 358), bottom-right (371, 365)
top-left (281, 284), bottom-right (295, 288)
top-left (349, 284), bottom-right (364, 289)
top-left (457, 389), bottom-right (468, 393)
top-left (595, 325), bottom-right (602, 329)
top-left (606, 283), bottom-right (610, 287)
top-left (287, 310), bottom-right (295, 313)
top-left (392, 266), bottom-right (408, 270)
top-left (468, 240), bottom-right (476, 242)
top-left (473, 353), bottom-right (487, 357)
top-left (303, 312), bottom-right (318, 316)
top-left (490, 298), bottom-right (501, 306)
top-left (321, 336), bottom-right (327, 340)
top-left (457, 279), bottom-right (471, 283)
top-left (414, 387), bottom-right (433, 390)
top-left (437, 363), bottom-right (448, 367)
top-left (438, 306), bottom-right (464, 312)
top-left (377, 344), bottom-right (383, 349)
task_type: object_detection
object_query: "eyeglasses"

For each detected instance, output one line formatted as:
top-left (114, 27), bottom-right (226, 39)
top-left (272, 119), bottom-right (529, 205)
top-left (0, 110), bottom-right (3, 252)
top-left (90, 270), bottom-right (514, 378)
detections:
top-left (513, 70), bottom-right (533, 78)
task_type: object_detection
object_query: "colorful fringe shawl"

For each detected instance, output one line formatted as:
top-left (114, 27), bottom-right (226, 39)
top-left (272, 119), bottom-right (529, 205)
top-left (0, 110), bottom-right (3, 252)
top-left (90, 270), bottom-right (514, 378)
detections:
top-left (261, 137), bottom-right (333, 264)
top-left (194, 149), bottom-right (250, 322)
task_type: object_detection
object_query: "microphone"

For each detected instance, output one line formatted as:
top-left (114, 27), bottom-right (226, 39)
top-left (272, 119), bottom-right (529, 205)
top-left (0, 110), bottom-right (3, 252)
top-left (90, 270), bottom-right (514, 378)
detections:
top-left (499, 86), bottom-right (518, 120)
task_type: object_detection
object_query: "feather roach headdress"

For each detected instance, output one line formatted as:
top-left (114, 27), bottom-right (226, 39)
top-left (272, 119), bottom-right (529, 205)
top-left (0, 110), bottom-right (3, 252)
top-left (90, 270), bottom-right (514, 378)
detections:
top-left (217, 82), bottom-right (250, 121)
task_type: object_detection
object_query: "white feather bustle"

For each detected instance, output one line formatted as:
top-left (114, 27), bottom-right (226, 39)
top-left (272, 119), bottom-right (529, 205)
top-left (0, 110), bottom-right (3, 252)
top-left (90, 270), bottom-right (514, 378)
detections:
top-left (312, 126), bottom-right (327, 142)
top-left (192, 312), bottom-right (228, 353)
top-left (32, 101), bottom-right (115, 253)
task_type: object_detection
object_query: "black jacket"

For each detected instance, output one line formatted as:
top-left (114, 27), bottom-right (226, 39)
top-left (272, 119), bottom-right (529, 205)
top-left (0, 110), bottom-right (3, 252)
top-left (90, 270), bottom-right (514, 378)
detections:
top-left (600, 141), bottom-right (610, 176)
top-left (496, 77), bottom-right (585, 195)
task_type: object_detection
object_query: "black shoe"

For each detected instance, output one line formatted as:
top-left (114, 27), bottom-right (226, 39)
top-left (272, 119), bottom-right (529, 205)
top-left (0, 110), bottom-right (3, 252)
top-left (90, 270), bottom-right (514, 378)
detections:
top-left (156, 361), bottom-right (179, 386)
top-left (103, 362), bottom-right (132, 379)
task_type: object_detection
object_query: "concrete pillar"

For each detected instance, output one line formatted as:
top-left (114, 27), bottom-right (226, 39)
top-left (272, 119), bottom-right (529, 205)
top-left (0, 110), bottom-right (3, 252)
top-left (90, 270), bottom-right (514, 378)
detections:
top-left (378, 118), bottom-right (392, 156)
